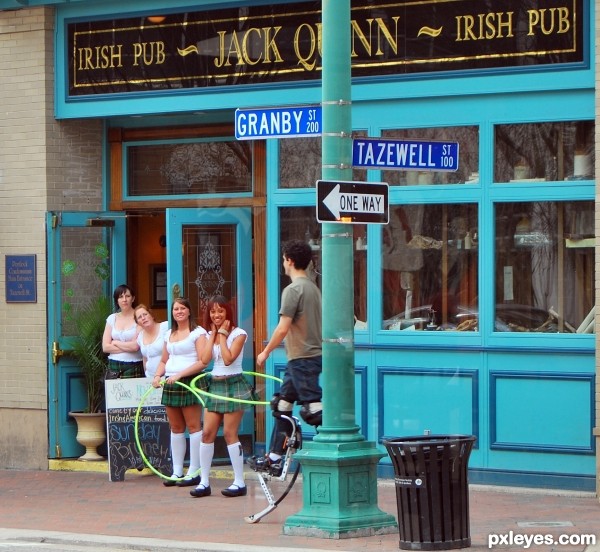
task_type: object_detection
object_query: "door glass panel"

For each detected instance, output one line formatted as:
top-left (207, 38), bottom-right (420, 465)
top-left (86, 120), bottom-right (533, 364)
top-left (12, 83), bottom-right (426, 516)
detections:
top-left (182, 225), bottom-right (237, 320)
top-left (61, 227), bottom-right (111, 334)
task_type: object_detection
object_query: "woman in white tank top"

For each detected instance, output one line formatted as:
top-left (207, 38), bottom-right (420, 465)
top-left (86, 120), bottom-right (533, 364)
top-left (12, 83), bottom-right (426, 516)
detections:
top-left (152, 297), bottom-right (208, 488)
top-left (134, 304), bottom-right (168, 378)
top-left (102, 284), bottom-right (143, 379)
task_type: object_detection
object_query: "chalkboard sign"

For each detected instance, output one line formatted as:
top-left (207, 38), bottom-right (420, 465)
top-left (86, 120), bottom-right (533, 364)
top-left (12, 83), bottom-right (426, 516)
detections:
top-left (105, 378), bottom-right (172, 482)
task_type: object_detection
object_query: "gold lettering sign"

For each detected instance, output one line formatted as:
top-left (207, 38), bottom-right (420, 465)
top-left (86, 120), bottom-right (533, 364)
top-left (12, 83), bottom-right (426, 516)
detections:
top-left (67, 0), bottom-right (583, 96)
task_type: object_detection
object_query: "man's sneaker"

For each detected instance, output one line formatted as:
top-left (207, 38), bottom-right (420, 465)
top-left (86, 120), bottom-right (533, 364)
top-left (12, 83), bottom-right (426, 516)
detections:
top-left (247, 455), bottom-right (283, 477)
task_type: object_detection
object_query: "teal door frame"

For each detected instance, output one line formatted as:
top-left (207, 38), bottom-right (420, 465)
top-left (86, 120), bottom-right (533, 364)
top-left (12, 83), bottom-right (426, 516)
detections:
top-left (47, 211), bottom-right (127, 459)
top-left (165, 207), bottom-right (255, 442)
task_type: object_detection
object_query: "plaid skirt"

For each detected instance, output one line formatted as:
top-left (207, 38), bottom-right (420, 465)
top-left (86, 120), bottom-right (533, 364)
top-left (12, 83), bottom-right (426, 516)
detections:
top-left (161, 374), bottom-right (208, 408)
top-left (106, 360), bottom-right (144, 379)
top-left (206, 373), bottom-right (257, 413)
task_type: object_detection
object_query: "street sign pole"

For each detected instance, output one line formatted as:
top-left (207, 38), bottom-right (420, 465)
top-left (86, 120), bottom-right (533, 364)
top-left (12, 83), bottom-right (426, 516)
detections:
top-left (284, 0), bottom-right (397, 538)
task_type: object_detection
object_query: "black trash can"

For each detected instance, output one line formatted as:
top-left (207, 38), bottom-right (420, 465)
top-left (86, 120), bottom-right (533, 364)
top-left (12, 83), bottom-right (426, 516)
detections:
top-left (383, 435), bottom-right (476, 551)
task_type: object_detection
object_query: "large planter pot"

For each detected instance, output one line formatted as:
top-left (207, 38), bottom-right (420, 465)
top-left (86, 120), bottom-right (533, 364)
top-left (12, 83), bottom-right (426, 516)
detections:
top-left (69, 411), bottom-right (106, 461)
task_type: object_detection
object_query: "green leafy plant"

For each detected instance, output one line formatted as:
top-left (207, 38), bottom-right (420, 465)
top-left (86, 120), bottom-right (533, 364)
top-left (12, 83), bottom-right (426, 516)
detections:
top-left (69, 295), bottom-right (112, 413)
top-left (61, 242), bottom-right (112, 414)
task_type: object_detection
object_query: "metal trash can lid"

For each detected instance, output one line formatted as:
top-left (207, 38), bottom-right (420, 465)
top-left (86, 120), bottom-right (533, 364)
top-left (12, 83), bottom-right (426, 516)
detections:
top-left (383, 434), bottom-right (476, 446)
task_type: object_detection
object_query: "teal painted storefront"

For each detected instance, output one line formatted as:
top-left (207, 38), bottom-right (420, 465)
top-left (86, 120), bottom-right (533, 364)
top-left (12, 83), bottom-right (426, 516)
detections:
top-left (263, 89), bottom-right (596, 488)
top-left (23, 0), bottom-right (598, 487)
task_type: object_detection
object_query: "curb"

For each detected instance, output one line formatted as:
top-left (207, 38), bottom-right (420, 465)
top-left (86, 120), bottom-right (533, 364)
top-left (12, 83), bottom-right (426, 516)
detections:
top-left (0, 528), bottom-right (341, 552)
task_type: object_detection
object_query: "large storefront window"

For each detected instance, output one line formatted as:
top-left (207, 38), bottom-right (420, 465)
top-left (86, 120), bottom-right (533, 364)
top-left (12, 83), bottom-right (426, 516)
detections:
top-left (494, 121), bottom-right (594, 183)
top-left (383, 204), bottom-right (478, 331)
top-left (495, 201), bottom-right (594, 333)
top-left (382, 126), bottom-right (479, 185)
top-left (279, 207), bottom-right (367, 323)
top-left (127, 140), bottom-right (252, 196)
top-left (279, 138), bottom-right (321, 189)
top-left (279, 136), bottom-right (367, 188)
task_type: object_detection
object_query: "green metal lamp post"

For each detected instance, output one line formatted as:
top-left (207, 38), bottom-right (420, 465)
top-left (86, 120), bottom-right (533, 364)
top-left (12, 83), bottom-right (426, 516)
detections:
top-left (283, 0), bottom-right (397, 538)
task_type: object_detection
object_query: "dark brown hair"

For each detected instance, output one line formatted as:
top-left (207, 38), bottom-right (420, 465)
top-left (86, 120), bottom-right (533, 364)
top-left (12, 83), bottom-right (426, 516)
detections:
top-left (170, 297), bottom-right (198, 331)
top-left (112, 284), bottom-right (135, 310)
top-left (203, 295), bottom-right (237, 330)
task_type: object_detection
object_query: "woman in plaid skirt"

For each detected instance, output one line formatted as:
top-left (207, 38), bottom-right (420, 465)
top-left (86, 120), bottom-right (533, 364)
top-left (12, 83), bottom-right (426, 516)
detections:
top-left (152, 297), bottom-right (208, 488)
top-left (190, 295), bottom-right (255, 498)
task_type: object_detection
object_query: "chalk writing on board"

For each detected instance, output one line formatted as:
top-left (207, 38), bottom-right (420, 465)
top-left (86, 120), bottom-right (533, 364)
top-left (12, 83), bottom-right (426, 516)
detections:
top-left (105, 378), bottom-right (172, 482)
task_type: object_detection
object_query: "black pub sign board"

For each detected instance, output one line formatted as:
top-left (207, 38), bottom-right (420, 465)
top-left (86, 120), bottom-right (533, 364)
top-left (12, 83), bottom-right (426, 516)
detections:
top-left (67, 0), bottom-right (584, 96)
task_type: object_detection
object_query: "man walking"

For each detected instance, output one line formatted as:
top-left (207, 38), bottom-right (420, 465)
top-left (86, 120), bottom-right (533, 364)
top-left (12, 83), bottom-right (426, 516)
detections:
top-left (247, 240), bottom-right (323, 475)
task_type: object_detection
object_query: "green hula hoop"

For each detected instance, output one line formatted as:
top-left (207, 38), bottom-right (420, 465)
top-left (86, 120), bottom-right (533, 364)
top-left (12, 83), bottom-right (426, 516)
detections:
top-left (134, 380), bottom-right (204, 481)
top-left (189, 370), bottom-right (283, 406)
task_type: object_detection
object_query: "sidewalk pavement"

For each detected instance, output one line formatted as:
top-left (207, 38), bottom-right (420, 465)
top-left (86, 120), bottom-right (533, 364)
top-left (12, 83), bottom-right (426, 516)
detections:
top-left (0, 465), bottom-right (598, 552)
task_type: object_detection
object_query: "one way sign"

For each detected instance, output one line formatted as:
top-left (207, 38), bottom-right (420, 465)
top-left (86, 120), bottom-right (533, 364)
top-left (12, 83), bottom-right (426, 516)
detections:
top-left (316, 180), bottom-right (389, 224)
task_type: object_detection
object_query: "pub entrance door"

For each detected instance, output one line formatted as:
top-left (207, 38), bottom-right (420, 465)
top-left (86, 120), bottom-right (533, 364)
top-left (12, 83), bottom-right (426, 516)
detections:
top-left (165, 207), bottom-right (255, 453)
top-left (47, 211), bottom-right (126, 459)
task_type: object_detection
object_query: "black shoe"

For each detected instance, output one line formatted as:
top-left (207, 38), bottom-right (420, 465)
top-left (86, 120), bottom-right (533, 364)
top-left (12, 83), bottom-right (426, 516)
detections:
top-left (247, 455), bottom-right (283, 477)
top-left (163, 474), bottom-right (182, 487)
top-left (221, 484), bottom-right (247, 497)
top-left (176, 475), bottom-right (200, 487)
top-left (190, 484), bottom-right (211, 498)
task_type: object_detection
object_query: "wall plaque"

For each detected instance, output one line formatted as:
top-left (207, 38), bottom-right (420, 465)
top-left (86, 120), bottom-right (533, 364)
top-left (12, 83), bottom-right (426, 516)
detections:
top-left (5, 255), bottom-right (37, 303)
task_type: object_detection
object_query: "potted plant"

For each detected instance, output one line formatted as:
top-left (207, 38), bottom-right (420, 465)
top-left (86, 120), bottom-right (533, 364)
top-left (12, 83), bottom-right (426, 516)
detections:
top-left (68, 295), bottom-right (112, 460)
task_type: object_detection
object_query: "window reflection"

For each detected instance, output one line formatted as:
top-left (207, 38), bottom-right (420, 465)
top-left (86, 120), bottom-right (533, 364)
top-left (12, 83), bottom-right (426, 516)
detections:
top-left (278, 136), bottom-right (367, 188)
top-left (382, 126), bottom-right (479, 185)
top-left (128, 141), bottom-right (252, 196)
top-left (279, 207), bottom-right (367, 325)
top-left (279, 139), bottom-right (322, 189)
top-left (383, 204), bottom-right (478, 331)
top-left (495, 201), bottom-right (594, 332)
top-left (494, 121), bottom-right (594, 183)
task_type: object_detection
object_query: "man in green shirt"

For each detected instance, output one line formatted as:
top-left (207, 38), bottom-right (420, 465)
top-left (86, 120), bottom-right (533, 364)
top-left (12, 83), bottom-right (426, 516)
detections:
top-left (248, 240), bottom-right (323, 476)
